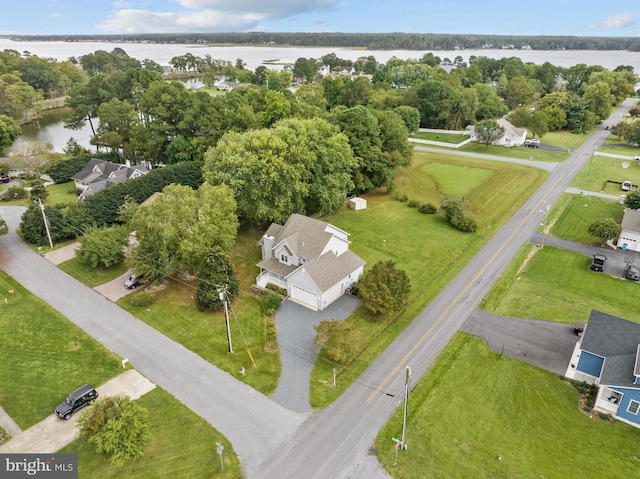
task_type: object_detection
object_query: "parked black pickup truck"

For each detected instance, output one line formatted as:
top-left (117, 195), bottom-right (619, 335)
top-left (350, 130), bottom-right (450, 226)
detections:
top-left (590, 254), bottom-right (607, 272)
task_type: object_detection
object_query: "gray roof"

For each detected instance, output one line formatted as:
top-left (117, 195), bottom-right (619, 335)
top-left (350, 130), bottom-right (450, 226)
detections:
top-left (256, 256), bottom-right (298, 277)
top-left (301, 250), bottom-right (366, 292)
top-left (272, 214), bottom-right (337, 259)
top-left (72, 159), bottom-right (148, 197)
top-left (580, 310), bottom-right (640, 388)
top-left (621, 208), bottom-right (640, 234)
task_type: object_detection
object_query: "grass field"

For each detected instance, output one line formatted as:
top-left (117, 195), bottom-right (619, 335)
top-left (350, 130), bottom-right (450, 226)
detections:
top-left (410, 131), bottom-right (467, 143)
top-left (45, 181), bottom-right (78, 205)
top-left (548, 193), bottom-right (624, 244)
top-left (0, 271), bottom-right (122, 429)
top-left (376, 333), bottom-right (640, 479)
top-left (59, 387), bottom-right (241, 479)
top-left (458, 141), bottom-right (569, 161)
top-left (58, 256), bottom-right (129, 287)
top-left (481, 245), bottom-right (640, 324)
top-left (570, 153), bottom-right (640, 193)
top-left (309, 150), bottom-right (548, 407)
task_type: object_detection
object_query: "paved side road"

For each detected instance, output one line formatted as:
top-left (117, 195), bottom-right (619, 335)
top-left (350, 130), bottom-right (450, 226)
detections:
top-left (0, 370), bottom-right (155, 454)
top-left (462, 310), bottom-right (577, 375)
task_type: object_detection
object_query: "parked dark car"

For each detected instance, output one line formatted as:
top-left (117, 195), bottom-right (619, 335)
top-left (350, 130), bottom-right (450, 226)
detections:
top-left (625, 264), bottom-right (640, 281)
top-left (0, 174), bottom-right (10, 183)
top-left (124, 274), bottom-right (141, 289)
top-left (523, 139), bottom-right (540, 148)
top-left (55, 384), bottom-right (98, 420)
top-left (590, 254), bottom-right (607, 272)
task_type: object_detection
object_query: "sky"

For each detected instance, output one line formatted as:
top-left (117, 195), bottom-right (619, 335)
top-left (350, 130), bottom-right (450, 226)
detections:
top-left (1, 1), bottom-right (640, 37)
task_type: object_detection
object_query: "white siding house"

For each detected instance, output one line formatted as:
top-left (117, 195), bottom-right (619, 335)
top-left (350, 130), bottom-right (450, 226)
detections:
top-left (257, 214), bottom-right (365, 311)
top-left (618, 209), bottom-right (640, 252)
top-left (466, 118), bottom-right (527, 147)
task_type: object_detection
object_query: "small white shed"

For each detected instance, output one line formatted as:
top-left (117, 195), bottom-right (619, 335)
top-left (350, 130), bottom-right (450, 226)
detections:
top-left (348, 197), bottom-right (367, 210)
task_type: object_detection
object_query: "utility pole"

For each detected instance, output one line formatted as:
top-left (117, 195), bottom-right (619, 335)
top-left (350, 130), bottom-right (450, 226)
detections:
top-left (219, 287), bottom-right (233, 353)
top-left (37, 198), bottom-right (53, 249)
top-left (539, 200), bottom-right (550, 248)
top-left (401, 366), bottom-right (411, 450)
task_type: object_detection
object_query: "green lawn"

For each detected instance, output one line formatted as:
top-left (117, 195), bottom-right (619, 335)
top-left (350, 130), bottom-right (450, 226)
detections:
top-left (410, 131), bottom-right (468, 144)
top-left (548, 193), bottom-right (624, 244)
top-left (458, 141), bottom-right (569, 162)
top-left (376, 333), bottom-right (640, 479)
top-left (0, 271), bottom-right (122, 429)
top-left (45, 181), bottom-right (78, 205)
top-left (309, 150), bottom-right (548, 407)
top-left (58, 256), bottom-right (129, 287)
top-left (570, 153), bottom-right (640, 193)
top-left (542, 129), bottom-right (592, 150)
top-left (482, 245), bottom-right (640, 324)
top-left (116, 224), bottom-right (281, 396)
top-left (59, 387), bottom-right (241, 479)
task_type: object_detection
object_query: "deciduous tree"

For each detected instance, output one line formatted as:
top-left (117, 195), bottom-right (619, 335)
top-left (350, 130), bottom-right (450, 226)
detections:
top-left (314, 319), bottom-right (362, 364)
top-left (77, 225), bottom-right (128, 268)
top-left (474, 119), bottom-right (505, 149)
top-left (358, 260), bottom-right (411, 316)
top-left (588, 218), bottom-right (621, 245)
top-left (0, 114), bottom-right (21, 155)
top-left (79, 395), bottom-right (149, 467)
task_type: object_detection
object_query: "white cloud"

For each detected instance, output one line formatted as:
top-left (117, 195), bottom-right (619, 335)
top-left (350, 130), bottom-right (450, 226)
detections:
top-left (97, 0), bottom-right (338, 32)
top-left (177, 0), bottom-right (335, 17)
top-left (590, 12), bottom-right (635, 29)
top-left (50, 13), bottom-right (61, 18)
top-left (97, 9), bottom-right (261, 33)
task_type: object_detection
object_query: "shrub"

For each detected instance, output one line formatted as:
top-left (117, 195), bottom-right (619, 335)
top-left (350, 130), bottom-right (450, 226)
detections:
top-left (408, 199), bottom-right (421, 208)
top-left (266, 283), bottom-right (287, 296)
top-left (452, 213), bottom-right (478, 233)
top-left (263, 292), bottom-right (282, 312)
top-left (265, 316), bottom-right (278, 350)
top-left (130, 292), bottom-right (156, 307)
top-left (398, 194), bottom-right (408, 203)
top-left (1, 186), bottom-right (28, 201)
top-left (349, 282), bottom-right (359, 296)
top-left (419, 203), bottom-right (437, 214)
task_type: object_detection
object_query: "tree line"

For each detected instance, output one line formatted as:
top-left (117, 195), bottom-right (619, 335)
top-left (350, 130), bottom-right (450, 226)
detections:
top-left (8, 32), bottom-right (640, 51)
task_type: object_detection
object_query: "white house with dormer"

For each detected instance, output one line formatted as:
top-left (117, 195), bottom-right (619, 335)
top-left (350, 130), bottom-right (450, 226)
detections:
top-left (256, 214), bottom-right (365, 311)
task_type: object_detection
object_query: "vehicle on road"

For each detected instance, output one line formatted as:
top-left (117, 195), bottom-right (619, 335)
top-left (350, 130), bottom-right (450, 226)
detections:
top-left (124, 274), bottom-right (141, 289)
top-left (55, 384), bottom-right (98, 420)
top-left (590, 254), bottom-right (607, 272)
top-left (523, 139), bottom-right (540, 148)
top-left (622, 181), bottom-right (632, 191)
top-left (625, 264), bottom-right (640, 281)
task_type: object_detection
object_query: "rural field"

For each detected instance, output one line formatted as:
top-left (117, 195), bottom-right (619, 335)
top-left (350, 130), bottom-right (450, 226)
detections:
top-left (310, 149), bottom-right (548, 406)
top-left (376, 333), bottom-right (640, 479)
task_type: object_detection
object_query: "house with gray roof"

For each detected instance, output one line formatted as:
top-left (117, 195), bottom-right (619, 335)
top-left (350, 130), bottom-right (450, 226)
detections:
top-left (618, 208), bottom-right (640, 252)
top-left (71, 159), bottom-right (148, 200)
top-left (568, 310), bottom-right (640, 428)
top-left (257, 213), bottom-right (365, 311)
top-left (466, 118), bottom-right (527, 147)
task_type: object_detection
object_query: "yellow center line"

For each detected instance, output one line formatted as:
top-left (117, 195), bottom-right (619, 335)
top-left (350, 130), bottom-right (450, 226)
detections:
top-left (366, 174), bottom-right (566, 403)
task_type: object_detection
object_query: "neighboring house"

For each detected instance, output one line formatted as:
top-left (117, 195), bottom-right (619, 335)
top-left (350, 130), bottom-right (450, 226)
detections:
top-left (217, 81), bottom-right (251, 91)
top-left (72, 159), bottom-right (148, 200)
top-left (568, 310), bottom-right (640, 429)
top-left (256, 213), bottom-right (365, 311)
top-left (466, 118), bottom-right (527, 147)
top-left (618, 208), bottom-right (640, 252)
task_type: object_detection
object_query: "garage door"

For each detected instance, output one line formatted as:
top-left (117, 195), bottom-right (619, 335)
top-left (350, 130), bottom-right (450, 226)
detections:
top-left (291, 285), bottom-right (318, 310)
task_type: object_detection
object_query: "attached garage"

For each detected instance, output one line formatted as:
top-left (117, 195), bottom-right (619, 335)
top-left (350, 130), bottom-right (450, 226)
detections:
top-left (290, 285), bottom-right (319, 311)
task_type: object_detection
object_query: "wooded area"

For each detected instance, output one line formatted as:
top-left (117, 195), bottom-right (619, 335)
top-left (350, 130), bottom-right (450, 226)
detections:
top-left (6, 32), bottom-right (640, 51)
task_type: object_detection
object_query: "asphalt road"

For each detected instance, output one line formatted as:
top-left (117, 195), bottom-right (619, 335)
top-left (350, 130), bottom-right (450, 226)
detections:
top-left (1, 99), bottom-right (635, 478)
top-left (255, 99), bottom-right (637, 478)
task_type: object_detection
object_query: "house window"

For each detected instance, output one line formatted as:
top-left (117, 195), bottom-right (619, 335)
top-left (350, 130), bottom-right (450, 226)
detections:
top-left (628, 400), bottom-right (640, 415)
top-left (280, 254), bottom-right (288, 263)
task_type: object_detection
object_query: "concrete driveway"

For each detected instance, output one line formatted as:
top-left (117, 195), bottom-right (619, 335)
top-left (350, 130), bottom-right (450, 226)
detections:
top-left (0, 370), bottom-right (155, 454)
top-left (462, 310), bottom-right (578, 375)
